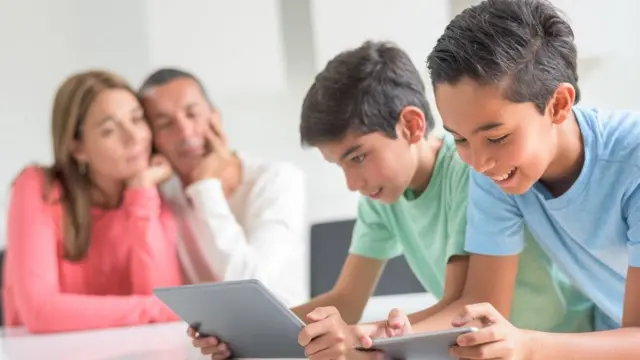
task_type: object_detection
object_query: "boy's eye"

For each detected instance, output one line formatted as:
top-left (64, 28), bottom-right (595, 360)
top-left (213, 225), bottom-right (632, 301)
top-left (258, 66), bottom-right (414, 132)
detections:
top-left (351, 154), bottom-right (366, 163)
top-left (453, 137), bottom-right (467, 144)
top-left (488, 134), bottom-right (509, 144)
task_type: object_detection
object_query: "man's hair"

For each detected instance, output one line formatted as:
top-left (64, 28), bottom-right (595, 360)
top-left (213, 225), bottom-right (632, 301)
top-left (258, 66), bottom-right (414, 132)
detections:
top-left (138, 67), bottom-right (215, 108)
top-left (427, 0), bottom-right (580, 114)
top-left (300, 40), bottom-right (434, 146)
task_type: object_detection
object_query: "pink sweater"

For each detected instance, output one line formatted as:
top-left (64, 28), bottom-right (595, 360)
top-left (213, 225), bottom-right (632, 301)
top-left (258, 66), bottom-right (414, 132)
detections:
top-left (2, 166), bottom-right (183, 333)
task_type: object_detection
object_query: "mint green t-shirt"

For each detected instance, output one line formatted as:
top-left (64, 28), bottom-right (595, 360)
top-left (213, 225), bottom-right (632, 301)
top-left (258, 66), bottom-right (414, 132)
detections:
top-left (350, 135), bottom-right (594, 332)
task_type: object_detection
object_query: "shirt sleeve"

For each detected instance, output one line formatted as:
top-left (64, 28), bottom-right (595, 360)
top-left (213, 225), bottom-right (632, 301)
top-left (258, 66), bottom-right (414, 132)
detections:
top-left (464, 170), bottom-right (526, 256)
top-left (183, 162), bottom-right (305, 304)
top-left (349, 197), bottom-right (402, 260)
top-left (624, 178), bottom-right (640, 267)
top-left (6, 167), bottom-right (178, 334)
top-left (445, 164), bottom-right (470, 260)
top-left (122, 187), bottom-right (183, 294)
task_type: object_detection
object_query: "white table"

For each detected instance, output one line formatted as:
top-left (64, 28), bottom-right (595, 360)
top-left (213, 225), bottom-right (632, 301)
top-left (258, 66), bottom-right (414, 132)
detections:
top-left (0, 293), bottom-right (436, 360)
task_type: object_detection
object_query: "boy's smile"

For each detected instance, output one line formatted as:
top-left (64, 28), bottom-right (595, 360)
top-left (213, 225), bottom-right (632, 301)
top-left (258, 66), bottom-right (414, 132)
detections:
top-left (435, 77), bottom-right (577, 195)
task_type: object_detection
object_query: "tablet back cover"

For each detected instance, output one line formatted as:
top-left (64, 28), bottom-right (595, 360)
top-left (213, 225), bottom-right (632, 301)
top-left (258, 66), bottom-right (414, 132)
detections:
top-left (154, 279), bottom-right (306, 358)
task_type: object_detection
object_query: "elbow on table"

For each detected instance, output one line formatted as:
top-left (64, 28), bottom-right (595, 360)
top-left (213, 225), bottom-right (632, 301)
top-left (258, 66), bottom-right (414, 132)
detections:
top-left (20, 308), bottom-right (76, 334)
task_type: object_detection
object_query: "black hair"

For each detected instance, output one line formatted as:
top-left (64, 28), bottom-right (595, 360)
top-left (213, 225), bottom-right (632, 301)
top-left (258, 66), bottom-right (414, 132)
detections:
top-left (300, 40), bottom-right (434, 146)
top-left (427, 0), bottom-right (580, 113)
top-left (138, 67), bottom-right (215, 108)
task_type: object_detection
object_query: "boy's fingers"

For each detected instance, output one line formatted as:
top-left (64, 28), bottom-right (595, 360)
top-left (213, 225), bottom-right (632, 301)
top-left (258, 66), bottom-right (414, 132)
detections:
top-left (457, 324), bottom-right (506, 347)
top-left (306, 306), bottom-right (339, 322)
top-left (387, 308), bottom-right (409, 328)
top-left (298, 315), bottom-right (342, 346)
top-left (192, 336), bottom-right (219, 348)
top-left (453, 302), bottom-right (501, 327)
top-left (353, 323), bottom-right (380, 348)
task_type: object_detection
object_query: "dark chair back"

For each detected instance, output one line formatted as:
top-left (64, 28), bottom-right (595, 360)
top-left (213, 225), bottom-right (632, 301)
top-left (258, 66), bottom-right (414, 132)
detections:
top-left (309, 219), bottom-right (424, 297)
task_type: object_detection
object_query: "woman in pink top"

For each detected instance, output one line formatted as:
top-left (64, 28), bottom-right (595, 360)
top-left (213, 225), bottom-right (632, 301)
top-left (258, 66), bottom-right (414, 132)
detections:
top-left (3, 70), bottom-right (183, 333)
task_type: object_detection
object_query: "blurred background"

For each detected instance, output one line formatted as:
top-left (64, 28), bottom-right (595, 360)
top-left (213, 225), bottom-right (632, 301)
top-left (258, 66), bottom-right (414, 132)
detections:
top-left (1, 0), bottom-right (638, 294)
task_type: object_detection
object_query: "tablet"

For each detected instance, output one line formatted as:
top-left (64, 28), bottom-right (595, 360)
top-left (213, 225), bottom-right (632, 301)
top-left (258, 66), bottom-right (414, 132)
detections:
top-left (153, 279), bottom-right (306, 359)
top-left (357, 327), bottom-right (477, 359)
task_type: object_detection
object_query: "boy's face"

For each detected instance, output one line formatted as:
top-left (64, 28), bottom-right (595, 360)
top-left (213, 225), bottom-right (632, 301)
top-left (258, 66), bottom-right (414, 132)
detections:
top-left (435, 77), bottom-right (573, 195)
top-left (316, 108), bottom-right (425, 204)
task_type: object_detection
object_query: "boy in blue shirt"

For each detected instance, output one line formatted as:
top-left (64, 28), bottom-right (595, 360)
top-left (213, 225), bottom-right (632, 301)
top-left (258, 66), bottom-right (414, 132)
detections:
top-left (426, 0), bottom-right (640, 358)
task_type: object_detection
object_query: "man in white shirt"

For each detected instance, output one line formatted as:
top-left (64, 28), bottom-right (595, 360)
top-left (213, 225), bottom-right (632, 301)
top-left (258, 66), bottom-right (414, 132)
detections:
top-left (138, 68), bottom-right (307, 306)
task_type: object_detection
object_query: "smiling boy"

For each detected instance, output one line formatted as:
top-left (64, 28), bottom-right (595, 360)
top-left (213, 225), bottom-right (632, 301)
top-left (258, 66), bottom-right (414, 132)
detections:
top-left (426, 0), bottom-right (640, 358)
top-left (292, 40), bottom-right (594, 360)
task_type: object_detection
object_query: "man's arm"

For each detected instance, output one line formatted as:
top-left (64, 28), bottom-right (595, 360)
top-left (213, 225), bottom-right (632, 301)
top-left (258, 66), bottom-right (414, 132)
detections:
top-left (185, 163), bottom-right (305, 305)
top-left (291, 254), bottom-right (386, 324)
top-left (520, 266), bottom-right (640, 360)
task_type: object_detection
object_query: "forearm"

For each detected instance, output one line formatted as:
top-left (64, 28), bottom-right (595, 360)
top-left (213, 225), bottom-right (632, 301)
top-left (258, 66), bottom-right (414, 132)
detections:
top-left (411, 297), bottom-right (479, 333)
top-left (524, 327), bottom-right (640, 360)
top-left (406, 297), bottom-right (458, 325)
top-left (17, 292), bottom-right (178, 333)
top-left (125, 188), bottom-right (182, 293)
top-left (186, 179), bottom-right (252, 278)
top-left (292, 291), bottom-right (366, 325)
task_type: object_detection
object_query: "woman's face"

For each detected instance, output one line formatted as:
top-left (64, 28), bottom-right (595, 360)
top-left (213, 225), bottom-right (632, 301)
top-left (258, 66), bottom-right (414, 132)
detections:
top-left (73, 89), bottom-right (152, 181)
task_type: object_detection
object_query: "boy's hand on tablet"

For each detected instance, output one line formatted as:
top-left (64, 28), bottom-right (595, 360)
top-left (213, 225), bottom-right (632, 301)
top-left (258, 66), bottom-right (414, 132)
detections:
top-left (298, 307), bottom-right (410, 360)
top-left (187, 327), bottom-right (231, 360)
top-left (448, 302), bottom-right (530, 360)
top-left (298, 306), bottom-right (374, 360)
top-left (356, 308), bottom-right (412, 349)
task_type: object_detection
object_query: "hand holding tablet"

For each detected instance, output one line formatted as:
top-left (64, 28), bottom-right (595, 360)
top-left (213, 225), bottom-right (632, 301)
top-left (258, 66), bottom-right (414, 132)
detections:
top-left (301, 305), bottom-right (477, 360)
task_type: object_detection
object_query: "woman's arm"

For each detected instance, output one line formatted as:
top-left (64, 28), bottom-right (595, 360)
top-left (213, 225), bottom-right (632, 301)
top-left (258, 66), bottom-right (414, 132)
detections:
top-left (124, 186), bottom-right (183, 294)
top-left (7, 168), bottom-right (177, 333)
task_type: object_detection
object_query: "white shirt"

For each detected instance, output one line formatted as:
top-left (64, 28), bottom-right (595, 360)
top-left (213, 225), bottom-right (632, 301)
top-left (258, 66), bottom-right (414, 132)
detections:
top-left (160, 154), bottom-right (308, 306)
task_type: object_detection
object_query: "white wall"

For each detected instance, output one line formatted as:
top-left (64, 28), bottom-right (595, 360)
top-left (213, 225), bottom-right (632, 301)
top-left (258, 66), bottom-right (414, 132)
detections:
top-left (0, 0), bottom-right (639, 248)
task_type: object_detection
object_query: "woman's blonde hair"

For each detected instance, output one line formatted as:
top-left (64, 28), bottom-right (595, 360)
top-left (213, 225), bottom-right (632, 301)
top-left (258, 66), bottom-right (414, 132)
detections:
top-left (44, 70), bottom-right (135, 261)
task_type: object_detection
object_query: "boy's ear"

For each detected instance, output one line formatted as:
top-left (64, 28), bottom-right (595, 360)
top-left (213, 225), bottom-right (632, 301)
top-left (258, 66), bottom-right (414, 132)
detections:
top-left (398, 106), bottom-right (426, 144)
top-left (549, 83), bottom-right (576, 125)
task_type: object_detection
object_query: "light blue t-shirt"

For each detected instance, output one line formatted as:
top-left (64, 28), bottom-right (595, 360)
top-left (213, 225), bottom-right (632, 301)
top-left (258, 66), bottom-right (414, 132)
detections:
top-left (465, 106), bottom-right (640, 331)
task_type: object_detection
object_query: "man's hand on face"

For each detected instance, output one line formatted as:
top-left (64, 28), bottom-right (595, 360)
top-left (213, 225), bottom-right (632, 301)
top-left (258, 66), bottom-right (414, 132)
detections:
top-left (186, 115), bottom-right (234, 186)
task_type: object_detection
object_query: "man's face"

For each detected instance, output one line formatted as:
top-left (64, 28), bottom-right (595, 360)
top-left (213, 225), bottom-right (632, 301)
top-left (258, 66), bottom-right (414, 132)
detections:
top-left (141, 78), bottom-right (218, 178)
top-left (435, 77), bottom-right (560, 195)
top-left (316, 124), bottom-right (421, 205)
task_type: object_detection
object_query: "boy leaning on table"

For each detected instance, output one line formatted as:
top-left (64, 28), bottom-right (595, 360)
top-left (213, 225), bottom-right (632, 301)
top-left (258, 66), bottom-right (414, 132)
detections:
top-left (188, 40), bottom-right (594, 360)
top-left (423, 0), bottom-right (640, 358)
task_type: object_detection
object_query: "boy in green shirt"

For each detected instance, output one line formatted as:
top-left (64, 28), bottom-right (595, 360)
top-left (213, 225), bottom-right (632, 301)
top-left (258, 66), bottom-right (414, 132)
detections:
top-left (189, 40), bottom-right (592, 360)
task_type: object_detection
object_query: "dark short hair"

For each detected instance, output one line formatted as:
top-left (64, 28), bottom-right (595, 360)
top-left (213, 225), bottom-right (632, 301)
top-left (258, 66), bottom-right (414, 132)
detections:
top-left (427, 0), bottom-right (580, 113)
top-left (138, 67), bottom-right (215, 108)
top-left (300, 40), bottom-right (434, 146)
